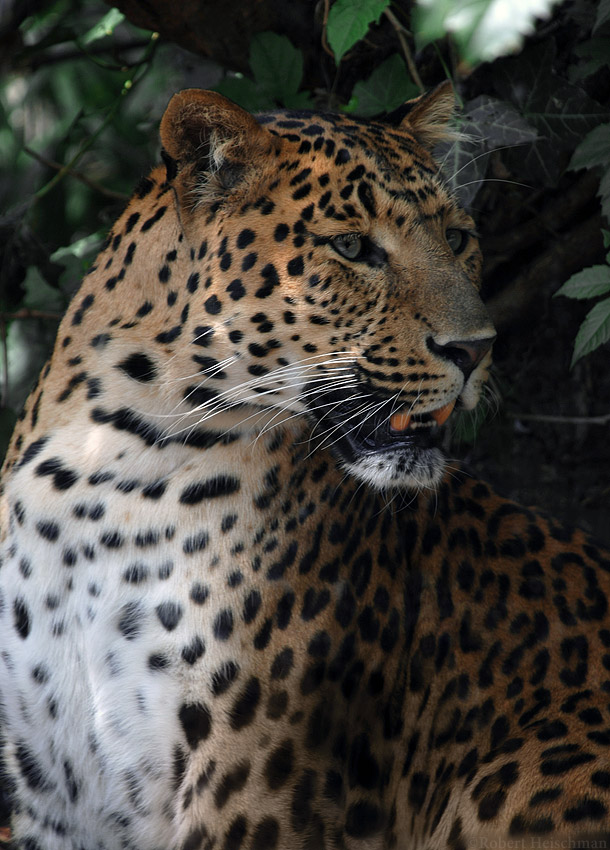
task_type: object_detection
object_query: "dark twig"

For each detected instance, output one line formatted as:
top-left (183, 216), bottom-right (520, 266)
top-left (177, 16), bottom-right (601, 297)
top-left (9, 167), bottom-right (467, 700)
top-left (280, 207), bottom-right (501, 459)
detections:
top-left (507, 410), bottom-right (610, 426)
top-left (383, 7), bottom-right (424, 92)
top-left (23, 146), bottom-right (129, 201)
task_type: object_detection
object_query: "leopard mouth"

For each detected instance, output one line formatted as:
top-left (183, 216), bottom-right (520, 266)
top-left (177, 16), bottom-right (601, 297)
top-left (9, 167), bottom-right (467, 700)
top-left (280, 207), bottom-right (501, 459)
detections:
top-left (304, 383), bottom-right (456, 464)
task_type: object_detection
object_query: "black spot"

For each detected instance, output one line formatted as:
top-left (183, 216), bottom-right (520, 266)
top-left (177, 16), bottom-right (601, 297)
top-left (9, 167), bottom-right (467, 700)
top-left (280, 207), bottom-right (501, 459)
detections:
top-left (100, 530), bottom-right (124, 548)
top-left (140, 205), bottom-right (167, 231)
top-left (36, 519), bottom-right (60, 541)
top-left (255, 263), bottom-right (280, 298)
top-left (271, 647), bottom-right (294, 680)
top-left (264, 739), bottom-right (294, 789)
top-left (541, 752), bottom-right (595, 775)
top-left (205, 295), bottom-right (222, 315)
top-left (123, 562), bottom-right (149, 584)
top-left (237, 228), bottom-right (255, 248)
top-left (155, 325), bottom-right (182, 344)
top-left (357, 182), bottom-right (377, 216)
top-left (13, 598), bottom-right (31, 639)
top-left (142, 480), bottom-right (167, 499)
top-left (227, 279), bottom-right (246, 300)
top-left (180, 475), bottom-right (240, 504)
top-left (156, 601), bottom-right (183, 631)
top-left (251, 817), bottom-right (279, 850)
top-left (214, 609), bottom-right (234, 641)
top-left (183, 531), bottom-right (209, 554)
top-left (181, 636), bottom-right (206, 665)
top-left (408, 771), bottom-right (429, 812)
top-left (117, 353), bottom-right (157, 383)
top-left (349, 733), bottom-right (380, 791)
top-left (287, 256), bottom-right (304, 276)
top-left (215, 761), bottom-right (251, 809)
top-left (223, 816), bottom-right (247, 850)
top-left (345, 800), bottom-right (383, 838)
top-left (222, 513), bottom-right (238, 533)
top-left (478, 791), bottom-right (507, 820)
top-left (148, 653), bottom-right (170, 670)
top-left (291, 769), bottom-right (316, 833)
top-left (564, 797), bottom-right (607, 822)
top-left (179, 702), bottom-right (212, 748)
top-left (229, 676), bottom-right (261, 730)
top-left (63, 759), bottom-right (79, 802)
top-left (118, 601), bottom-right (143, 640)
top-left (274, 223), bottom-right (289, 242)
top-left (35, 457), bottom-right (79, 490)
top-left (15, 743), bottom-right (51, 791)
top-left (211, 661), bottom-right (240, 696)
top-left (192, 325), bottom-right (214, 347)
top-left (190, 582), bottom-right (210, 604)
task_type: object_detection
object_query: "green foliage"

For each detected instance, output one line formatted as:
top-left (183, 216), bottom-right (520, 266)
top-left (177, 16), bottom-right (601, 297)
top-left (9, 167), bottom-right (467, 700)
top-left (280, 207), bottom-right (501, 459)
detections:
top-left (326, 0), bottom-right (390, 63)
top-left (216, 32), bottom-right (311, 110)
top-left (554, 266), bottom-right (610, 301)
top-left (569, 299), bottom-right (610, 367)
top-left (569, 123), bottom-right (610, 222)
top-left (0, 0), bottom-right (179, 429)
top-left (492, 42), bottom-right (609, 186)
top-left (81, 8), bottom-right (125, 45)
top-left (553, 122), bottom-right (610, 365)
top-left (348, 55), bottom-right (418, 117)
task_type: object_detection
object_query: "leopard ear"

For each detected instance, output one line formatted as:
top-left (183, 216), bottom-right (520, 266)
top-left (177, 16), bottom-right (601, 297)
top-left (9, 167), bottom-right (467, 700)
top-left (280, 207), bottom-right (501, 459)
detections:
top-left (159, 89), bottom-right (277, 204)
top-left (385, 81), bottom-right (457, 149)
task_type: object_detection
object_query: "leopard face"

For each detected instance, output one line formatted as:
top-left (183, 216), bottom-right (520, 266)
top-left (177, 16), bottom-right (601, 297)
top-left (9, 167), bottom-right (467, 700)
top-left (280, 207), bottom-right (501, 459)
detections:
top-left (145, 87), bottom-right (495, 492)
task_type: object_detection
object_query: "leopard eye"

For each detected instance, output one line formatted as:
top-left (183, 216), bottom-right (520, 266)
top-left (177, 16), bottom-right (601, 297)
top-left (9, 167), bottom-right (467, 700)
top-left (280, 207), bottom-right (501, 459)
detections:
top-left (331, 234), bottom-right (363, 261)
top-left (445, 228), bottom-right (468, 255)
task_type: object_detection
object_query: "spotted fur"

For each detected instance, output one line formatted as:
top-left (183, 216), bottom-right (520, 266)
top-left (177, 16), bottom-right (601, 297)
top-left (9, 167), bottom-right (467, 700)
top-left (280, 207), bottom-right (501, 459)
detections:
top-left (1, 87), bottom-right (609, 850)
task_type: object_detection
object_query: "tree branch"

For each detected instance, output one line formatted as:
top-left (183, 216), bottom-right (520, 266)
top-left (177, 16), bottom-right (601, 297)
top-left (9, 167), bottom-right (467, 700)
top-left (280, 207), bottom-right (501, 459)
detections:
top-left (23, 146), bottom-right (129, 201)
top-left (507, 410), bottom-right (610, 426)
top-left (383, 7), bottom-right (424, 92)
top-left (1, 309), bottom-right (62, 321)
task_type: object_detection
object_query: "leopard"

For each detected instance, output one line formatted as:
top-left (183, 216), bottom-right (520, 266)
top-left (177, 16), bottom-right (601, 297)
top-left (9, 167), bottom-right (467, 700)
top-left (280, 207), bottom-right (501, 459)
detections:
top-left (1, 83), bottom-right (609, 850)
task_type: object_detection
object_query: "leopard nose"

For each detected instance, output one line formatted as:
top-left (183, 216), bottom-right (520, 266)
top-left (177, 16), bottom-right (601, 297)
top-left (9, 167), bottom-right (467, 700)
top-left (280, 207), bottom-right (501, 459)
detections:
top-left (427, 334), bottom-right (496, 378)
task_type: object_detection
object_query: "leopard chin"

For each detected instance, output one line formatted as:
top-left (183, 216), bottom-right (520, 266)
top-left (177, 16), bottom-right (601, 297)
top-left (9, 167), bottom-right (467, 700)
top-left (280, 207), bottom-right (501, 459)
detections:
top-left (340, 444), bottom-right (446, 492)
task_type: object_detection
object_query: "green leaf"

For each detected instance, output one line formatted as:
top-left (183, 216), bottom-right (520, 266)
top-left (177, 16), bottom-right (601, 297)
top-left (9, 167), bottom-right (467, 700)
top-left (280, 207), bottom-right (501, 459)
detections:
top-left (327, 0), bottom-right (390, 63)
top-left (569, 123), bottom-right (610, 171)
top-left (250, 32), bottom-right (303, 104)
top-left (570, 38), bottom-right (610, 81)
top-left (81, 9), bottom-right (126, 46)
top-left (351, 54), bottom-right (418, 117)
top-left (52, 234), bottom-right (103, 296)
top-left (215, 76), bottom-right (272, 112)
top-left (572, 297), bottom-right (610, 365)
top-left (554, 266), bottom-right (610, 300)
top-left (602, 230), bottom-right (610, 250)
top-left (594, 0), bottom-right (610, 32)
top-left (22, 267), bottom-right (64, 312)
